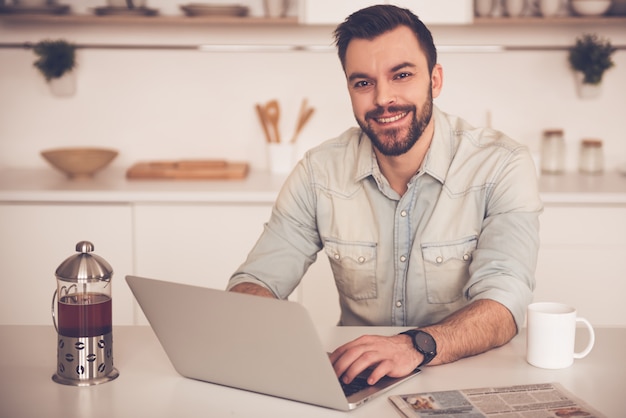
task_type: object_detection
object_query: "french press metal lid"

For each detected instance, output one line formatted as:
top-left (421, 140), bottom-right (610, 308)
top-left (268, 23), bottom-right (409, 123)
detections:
top-left (55, 240), bottom-right (113, 283)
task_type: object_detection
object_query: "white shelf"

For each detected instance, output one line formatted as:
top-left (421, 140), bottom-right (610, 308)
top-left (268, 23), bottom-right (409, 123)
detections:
top-left (0, 13), bottom-right (299, 25)
top-left (1, 168), bottom-right (625, 204)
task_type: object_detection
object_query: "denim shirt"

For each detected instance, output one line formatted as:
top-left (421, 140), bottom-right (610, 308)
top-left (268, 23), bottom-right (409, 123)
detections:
top-left (229, 106), bottom-right (543, 330)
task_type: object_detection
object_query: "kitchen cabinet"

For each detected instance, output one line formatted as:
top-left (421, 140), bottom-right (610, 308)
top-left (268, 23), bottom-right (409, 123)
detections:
top-left (534, 204), bottom-right (626, 327)
top-left (0, 170), bottom-right (625, 328)
top-left (299, 0), bottom-right (379, 25)
top-left (132, 203), bottom-right (271, 322)
top-left (0, 203), bottom-right (135, 326)
top-left (131, 203), bottom-right (341, 326)
top-left (390, 0), bottom-right (474, 24)
top-left (133, 203), bottom-right (270, 289)
top-left (255, 205), bottom-right (626, 329)
top-left (286, 203), bottom-right (626, 329)
top-left (299, 0), bottom-right (474, 25)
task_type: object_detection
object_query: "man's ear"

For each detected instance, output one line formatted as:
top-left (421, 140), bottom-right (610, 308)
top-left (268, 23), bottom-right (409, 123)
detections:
top-left (431, 64), bottom-right (443, 99)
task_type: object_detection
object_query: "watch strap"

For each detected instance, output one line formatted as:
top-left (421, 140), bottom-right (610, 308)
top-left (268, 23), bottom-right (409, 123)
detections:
top-left (400, 329), bottom-right (437, 367)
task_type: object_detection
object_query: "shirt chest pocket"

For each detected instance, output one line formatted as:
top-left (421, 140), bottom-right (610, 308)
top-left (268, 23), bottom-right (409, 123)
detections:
top-left (421, 237), bottom-right (477, 304)
top-left (324, 240), bottom-right (377, 301)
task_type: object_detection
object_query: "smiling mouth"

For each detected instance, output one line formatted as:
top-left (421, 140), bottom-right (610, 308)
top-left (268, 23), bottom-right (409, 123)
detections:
top-left (375, 112), bottom-right (408, 124)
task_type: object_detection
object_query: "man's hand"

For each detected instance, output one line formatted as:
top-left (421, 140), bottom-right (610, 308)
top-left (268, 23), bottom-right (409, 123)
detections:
top-left (329, 334), bottom-right (421, 386)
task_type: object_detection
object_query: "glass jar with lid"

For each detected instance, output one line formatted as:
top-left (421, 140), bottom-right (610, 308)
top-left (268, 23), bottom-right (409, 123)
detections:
top-left (579, 138), bottom-right (604, 175)
top-left (540, 129), bottom-right (566, 174)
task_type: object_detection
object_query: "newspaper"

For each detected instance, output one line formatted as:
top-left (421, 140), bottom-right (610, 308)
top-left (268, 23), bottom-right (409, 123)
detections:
top-left (389, 382), bottom-right (606, 418)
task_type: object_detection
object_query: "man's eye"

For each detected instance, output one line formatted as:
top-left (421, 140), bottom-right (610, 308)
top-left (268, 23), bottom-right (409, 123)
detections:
top-left (395, 72), bottom-right (412, 80)
top-left (353, 80), bottom-right (371, 88)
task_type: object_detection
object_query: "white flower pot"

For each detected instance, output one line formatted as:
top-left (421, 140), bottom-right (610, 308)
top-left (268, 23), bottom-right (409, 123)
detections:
top-left (48, 71), bottom-right (76, 97)
top-left (574, 72), bottom-right (602, 100)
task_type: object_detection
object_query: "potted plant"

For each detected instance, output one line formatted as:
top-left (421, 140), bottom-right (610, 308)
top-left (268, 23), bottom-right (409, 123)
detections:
top-left (32, 39), bottom-right (77, 96)
top-left (567, 33), bottom-right (616, 98)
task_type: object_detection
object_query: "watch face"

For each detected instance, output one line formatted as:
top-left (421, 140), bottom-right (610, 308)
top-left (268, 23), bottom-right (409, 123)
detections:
top-left (416, 331), bottom-right (436, 353)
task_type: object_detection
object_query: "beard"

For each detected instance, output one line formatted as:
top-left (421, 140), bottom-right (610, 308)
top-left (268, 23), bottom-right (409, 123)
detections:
top-left (356, 90), bottom-right (433, 157)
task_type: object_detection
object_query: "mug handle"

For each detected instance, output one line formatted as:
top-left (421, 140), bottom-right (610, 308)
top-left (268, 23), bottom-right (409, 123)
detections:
top-left (573, 317), bottom-right (595, 359)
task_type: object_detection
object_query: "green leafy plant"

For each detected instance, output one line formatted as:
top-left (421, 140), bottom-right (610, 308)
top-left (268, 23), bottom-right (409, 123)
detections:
top-left (568, 33), bottom-right (616, 85)
top-left (33, 39), bottom-right (77, 81)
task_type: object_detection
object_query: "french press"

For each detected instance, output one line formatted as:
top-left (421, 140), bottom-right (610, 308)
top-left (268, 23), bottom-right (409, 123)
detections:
top-left (52, 241), bottom-right (119, 386)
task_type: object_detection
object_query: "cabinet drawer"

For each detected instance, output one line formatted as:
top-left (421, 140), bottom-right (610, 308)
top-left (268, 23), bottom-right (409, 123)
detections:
top-left (540, 205), bottom-right (626, 246)
top-left (0, 203), bottom-right (134, 325)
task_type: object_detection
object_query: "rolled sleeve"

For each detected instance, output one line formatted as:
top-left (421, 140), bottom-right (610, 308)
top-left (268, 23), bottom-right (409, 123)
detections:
top-left (227, 157), bottom-right (322, 299)
top-left (466, 147), bottom-right (543, 330)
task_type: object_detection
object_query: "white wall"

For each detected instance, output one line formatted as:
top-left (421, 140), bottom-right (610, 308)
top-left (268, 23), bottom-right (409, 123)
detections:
top-left (1, 3), bottom-right (625, 173)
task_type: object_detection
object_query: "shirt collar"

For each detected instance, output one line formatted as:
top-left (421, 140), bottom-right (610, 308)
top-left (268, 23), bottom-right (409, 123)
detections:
top-left (354, 130), bottom-right (376, 182)
top-left (421, 106), bottom-right (455, 185)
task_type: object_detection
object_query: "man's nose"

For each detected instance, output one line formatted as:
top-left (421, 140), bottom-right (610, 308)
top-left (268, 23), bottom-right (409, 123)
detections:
top-left (375, 81), bottom-right (396, 107)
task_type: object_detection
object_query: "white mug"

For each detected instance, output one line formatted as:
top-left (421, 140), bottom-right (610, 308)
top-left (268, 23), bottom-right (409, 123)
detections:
top-left (526, 302), bottom-right (595, 369)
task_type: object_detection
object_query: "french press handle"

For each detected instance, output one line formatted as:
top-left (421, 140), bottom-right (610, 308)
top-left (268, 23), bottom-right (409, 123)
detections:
top-left (51, 290), bottom-right (58, 333)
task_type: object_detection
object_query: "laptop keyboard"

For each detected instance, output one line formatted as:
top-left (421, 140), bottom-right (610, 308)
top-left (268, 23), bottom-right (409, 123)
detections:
top-left (340, 374), bottom-right (371, 397)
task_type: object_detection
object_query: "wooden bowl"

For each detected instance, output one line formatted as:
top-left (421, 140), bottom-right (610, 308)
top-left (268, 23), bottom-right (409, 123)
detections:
top-left (41, 147), bottom-right (118, 179)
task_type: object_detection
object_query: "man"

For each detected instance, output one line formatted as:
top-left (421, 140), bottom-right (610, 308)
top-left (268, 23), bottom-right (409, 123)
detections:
top-left (228, 5), bottom-right (542, 387)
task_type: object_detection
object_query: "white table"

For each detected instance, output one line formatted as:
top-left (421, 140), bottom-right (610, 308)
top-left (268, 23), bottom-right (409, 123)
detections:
top-left (1, 326), bottom-right (623, 417)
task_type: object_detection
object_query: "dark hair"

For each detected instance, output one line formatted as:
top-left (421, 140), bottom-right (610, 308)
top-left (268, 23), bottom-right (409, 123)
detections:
top-left (333, 5), bottom-right (437, 74)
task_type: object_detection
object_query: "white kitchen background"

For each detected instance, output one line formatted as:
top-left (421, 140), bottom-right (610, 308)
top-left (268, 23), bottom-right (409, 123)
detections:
top-left (1, 0), bottom-right (625, 173)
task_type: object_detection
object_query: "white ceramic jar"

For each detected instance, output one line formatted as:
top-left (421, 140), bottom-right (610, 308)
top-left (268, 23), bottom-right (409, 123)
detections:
top-left (505, 0), bottom-right (527, 16)
top-left (475, 0), bottom-right (496, 16)
top-left (538, 0), bottom-right (562, 16)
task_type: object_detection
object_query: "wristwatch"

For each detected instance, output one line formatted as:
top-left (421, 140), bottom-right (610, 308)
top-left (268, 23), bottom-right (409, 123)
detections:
top-left (400, 329), bottom-right (437, 367)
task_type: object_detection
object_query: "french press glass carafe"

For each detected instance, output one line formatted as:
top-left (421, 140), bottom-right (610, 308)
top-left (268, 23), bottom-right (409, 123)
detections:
top-left (52, 241), bottom-right (119, 386)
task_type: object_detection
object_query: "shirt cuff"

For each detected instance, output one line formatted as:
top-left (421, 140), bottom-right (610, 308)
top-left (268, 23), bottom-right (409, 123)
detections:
top-left (226, 274), bottom-right (276, 295)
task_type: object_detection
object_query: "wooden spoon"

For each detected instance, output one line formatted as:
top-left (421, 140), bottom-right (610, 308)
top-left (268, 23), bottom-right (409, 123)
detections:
top-left (291, 107), bottom-right (315, 143)
top-left (255, 104), bottom-right (273, 144)
top-left (264, 100), bottom-right (281, 143)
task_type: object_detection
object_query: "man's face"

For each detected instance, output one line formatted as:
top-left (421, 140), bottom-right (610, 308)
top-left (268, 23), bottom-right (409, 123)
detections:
top-left (344, 26), bottom-right (441, 156)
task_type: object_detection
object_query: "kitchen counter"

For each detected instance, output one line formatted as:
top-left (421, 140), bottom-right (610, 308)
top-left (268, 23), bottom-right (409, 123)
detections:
top-left (538, 170), bottom-right (626, 204)
top-left (1, 168), bottom-right (625, 328)
top-left (1, 325), bottom-right (624, 417)
top-left (0, 167), bottom-right (625, 205)
top-left (0, 168), bottom-right (284, 204)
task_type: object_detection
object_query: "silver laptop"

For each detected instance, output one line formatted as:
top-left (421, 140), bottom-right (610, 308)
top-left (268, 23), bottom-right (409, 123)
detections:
top-left (125, 275), bottom-right (421, 411)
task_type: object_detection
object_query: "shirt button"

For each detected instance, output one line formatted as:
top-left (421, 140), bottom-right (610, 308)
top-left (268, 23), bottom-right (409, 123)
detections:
top-left (396, 301), bottom-right (403, 308)
top-left (334, 253), bottom-right (340, 260)
top-left (358, 256), bottom-right (365, 263)
top-left (400, 210), bottom-right (407, 217)
top-left (400, 255), bottom-right (407, 262)
top-left (463, 253), bottom-right (470, 261)
top-left (436, 256), bottom-right (443, 264)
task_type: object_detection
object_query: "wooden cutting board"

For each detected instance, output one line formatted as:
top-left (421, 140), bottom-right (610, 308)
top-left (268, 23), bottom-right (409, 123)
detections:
top-left (126, 160), bottom-right (249, 180)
